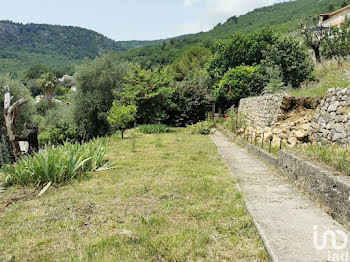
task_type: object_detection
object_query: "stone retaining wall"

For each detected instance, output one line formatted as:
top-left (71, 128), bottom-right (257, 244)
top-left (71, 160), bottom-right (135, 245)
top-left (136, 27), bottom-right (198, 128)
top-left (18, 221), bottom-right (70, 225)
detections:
top-left (220, 126), bottom-right (350, 229)
top-left (308, 88), bottom-right (350, 145)
top-left (279, 150), bottom-right (350, 228)
top-left (238, 93), bottom-right (286, 128)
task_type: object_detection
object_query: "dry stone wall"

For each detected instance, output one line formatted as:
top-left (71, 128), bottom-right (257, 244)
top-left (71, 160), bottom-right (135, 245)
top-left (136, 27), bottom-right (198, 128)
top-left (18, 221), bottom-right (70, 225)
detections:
top-left (238, 93), bottom-right (286, 128)
top-left (308, 88), bottom-right (350, 145)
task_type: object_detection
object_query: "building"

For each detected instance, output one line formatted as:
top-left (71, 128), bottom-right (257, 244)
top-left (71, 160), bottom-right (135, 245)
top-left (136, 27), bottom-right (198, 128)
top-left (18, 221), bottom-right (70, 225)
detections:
top-left (319, 5), bottom-right (350, 28)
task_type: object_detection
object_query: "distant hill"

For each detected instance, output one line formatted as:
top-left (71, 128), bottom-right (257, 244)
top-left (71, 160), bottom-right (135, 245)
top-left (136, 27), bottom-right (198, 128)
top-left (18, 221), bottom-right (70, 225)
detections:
top-left (0, 21), bottom-right (175, 73)
top-left (121, 0), bottom-right (349, 68)
top-left (196, 0), bottom-right (341, 40)
top-left (0, 0), bottom-right (348, 73)
top-left (0, 21), bottom-right (121, 73)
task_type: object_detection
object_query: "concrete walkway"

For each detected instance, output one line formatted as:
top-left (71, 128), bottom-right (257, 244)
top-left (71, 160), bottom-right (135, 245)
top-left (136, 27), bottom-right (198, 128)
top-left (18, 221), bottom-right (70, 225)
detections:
top-left (212, 131), bottom-right (350, 262)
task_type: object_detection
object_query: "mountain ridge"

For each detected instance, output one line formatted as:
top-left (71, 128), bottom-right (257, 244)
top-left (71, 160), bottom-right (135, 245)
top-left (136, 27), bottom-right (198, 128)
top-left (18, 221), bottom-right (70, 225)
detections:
top-left (0, 0), bottom-right (348, 73)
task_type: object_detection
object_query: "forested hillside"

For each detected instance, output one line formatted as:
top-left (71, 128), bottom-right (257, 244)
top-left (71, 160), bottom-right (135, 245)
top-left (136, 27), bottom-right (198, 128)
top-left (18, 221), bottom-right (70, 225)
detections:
top-left (121, 0), bottom-right (349, 68)
top-left (0, 21), bottom-right (198, 73)
top-left (0, 0), bottom-right (348, 73)
top-left (0, 21), bottom-right (123, 73)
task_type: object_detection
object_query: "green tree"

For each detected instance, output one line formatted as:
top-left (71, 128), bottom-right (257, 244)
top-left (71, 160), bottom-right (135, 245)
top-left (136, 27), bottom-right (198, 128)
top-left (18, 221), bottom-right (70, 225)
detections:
top-left (166, 81), bottom-right (211, 126)
top-left (214, 66), bottom-right (267, 110)
top-left (24, 64), bottom-right (49, 80)
top-left (263, 35), bottom-right (313, 88)
top-left (0, 74), bottom-right (34, 164)
top-left (119, 65), bottom-right (175, 124)
top-left (107, 103), bottom-right (137, 139)
top-left (167, 46), bottom-right (211, 81)
top-left (73, 54), bottom-right (130, 138)
top-left (207, 28), bottom-right (276, 82)
top-left (36, 72), bottom-right (58, 109)
top-left (322, 22), bottom-right (350, 63)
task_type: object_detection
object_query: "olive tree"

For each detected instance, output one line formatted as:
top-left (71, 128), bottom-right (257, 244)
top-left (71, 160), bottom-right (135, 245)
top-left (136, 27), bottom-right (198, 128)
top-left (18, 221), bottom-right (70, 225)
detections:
top-left (73, 54), bottom-right (130, 138)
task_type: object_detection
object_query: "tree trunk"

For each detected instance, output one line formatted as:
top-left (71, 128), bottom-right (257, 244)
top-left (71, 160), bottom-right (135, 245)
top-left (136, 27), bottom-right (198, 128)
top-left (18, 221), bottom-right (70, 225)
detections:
top-left (121, 130), bottom-right (124, 139)
top-left (314, 47), bottom-right (321, 63)
top-left (212, 101), bottom-right (216, 119)
top-left (3, 86), bottom-right (28, 158)
top-left (45, 90), bottom-right (54, 109)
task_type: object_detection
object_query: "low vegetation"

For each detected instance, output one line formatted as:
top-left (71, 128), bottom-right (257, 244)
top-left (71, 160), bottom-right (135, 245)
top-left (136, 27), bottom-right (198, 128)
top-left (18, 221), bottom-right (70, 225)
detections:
top-left (0, 130), bottom-right (268, 261)
top-left (137, 124), bottom-right (170, 134)
top-left (1, 138), bottom-right (110, 187)
top-left (289, 60), bottom-right (350, 97)
top-left (297, 143), bottom-right (350, 176)
top-left (187, 121), bottom-right (215, 135)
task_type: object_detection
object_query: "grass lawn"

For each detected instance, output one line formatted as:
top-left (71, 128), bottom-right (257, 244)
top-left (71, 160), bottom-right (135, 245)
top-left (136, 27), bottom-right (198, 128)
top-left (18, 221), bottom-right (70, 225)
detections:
top-left (289, 60), bottom-right (350, 98)
top-left (0, 129), bottom-right (268, 261)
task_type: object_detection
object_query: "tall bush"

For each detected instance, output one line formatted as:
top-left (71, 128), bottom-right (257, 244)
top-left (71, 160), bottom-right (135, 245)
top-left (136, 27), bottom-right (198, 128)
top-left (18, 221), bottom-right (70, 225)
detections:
top-left (214, 66), bottom-right (267, 110)
top-left (166, 81), bottom-right (211, 126)
top-left (73, 54), bottom-right (130, 138)
top-left (118, 65), bottom-right (175, 124)
top-left (322, 23), bottom-right (350, 62)
top-left (263, 35), bottom-right (313, 88)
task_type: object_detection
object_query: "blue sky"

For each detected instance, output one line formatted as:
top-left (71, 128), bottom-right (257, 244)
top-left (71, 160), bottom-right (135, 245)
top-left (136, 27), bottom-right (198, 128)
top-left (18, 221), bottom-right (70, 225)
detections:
top-left (0, 0), bottom-right (287, 41)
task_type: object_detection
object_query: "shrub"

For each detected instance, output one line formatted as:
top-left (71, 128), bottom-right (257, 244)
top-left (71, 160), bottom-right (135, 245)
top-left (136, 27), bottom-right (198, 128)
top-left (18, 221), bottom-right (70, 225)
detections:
top-left (38, 103), bottom-right (80, 145)
top-left (138, 124), bottom-right (170, 134)
top-left (214, 66), bottom-right (267, 110)
top-left (107, 103), bottom-right (137, 138)
top-left (2, 138), bottom-right (110, 187)
top-left (186, 121), bottom-right (215, 135)
top-left (0, 130), bottom-right (14, 168)
top-left (34, 99), bottom-right (59, 117)
top-left (166, 81), bottom-right (211, 127)
top-left (38, 122), bottom-right (80, 146)
top-left (322, 22), bottom-right (350, 62)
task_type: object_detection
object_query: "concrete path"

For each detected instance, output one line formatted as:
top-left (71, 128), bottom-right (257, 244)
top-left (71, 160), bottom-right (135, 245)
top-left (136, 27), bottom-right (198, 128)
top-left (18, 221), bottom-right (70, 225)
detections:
top-left (212, 131), bottom-right (350, 262)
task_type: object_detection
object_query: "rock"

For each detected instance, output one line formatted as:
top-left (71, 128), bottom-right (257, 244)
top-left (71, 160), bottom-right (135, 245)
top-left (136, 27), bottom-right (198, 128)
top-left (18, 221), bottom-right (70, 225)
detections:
top-left (264, 132), bottom-right (273, 142)
top-left (332, 133), bottom-right (343, 142)
top-left (300, 124), bottom-right (310, 130)
top-left (288, 137), bottom-right (299, 147)
top-left (293, 130), bottom-right (307, 141)
top-left (272, 136), bottom-right (281, 147)
top-left (328, 102), bottom-right (339, 112)
top-left (279, 133), bottom-right (289, 140)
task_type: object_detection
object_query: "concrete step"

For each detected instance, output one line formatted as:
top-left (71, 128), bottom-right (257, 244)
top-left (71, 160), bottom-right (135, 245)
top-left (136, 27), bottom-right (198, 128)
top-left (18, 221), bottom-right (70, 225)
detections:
top-left (212, 131), bottom-right (350, 262)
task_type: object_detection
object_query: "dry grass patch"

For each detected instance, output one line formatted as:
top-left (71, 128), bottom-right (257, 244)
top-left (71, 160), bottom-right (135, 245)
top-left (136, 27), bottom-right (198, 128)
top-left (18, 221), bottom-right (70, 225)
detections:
top-left (0, 129), bottom-right (268, 261)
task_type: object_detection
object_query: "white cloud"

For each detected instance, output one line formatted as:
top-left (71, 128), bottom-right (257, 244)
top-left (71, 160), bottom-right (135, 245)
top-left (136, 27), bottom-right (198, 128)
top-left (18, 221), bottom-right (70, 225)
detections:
top-left (178, 0), bottom-right (283, 35)
top-left (184, 0), bottom-right (202, 8)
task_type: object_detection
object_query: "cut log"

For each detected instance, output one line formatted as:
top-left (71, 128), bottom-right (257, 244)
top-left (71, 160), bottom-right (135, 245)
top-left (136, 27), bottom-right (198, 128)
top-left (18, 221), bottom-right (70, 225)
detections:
top-left (3, 86), bottom-right (28, 158)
